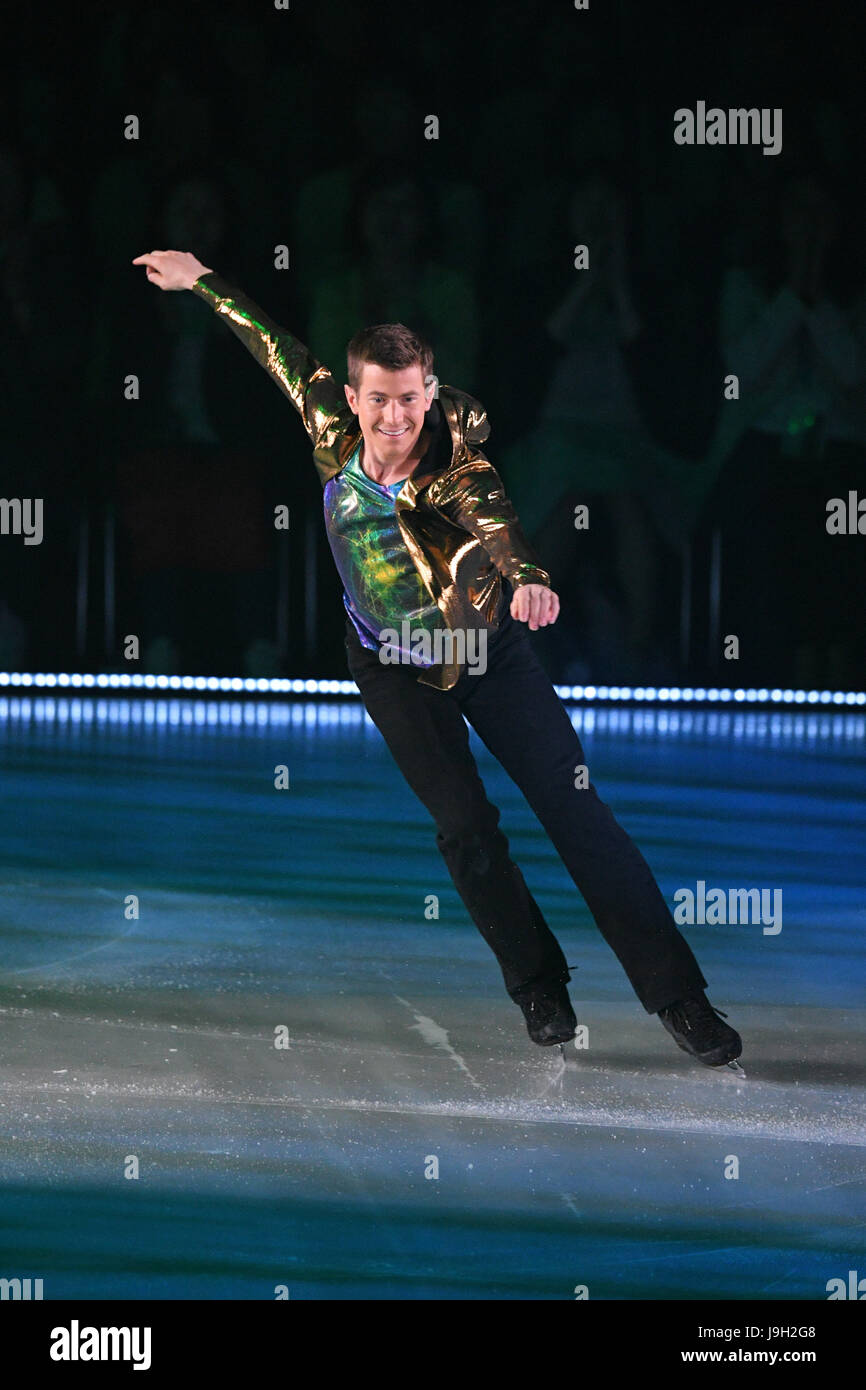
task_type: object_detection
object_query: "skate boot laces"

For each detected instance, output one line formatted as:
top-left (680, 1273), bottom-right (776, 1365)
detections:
top-left (664, 993), bottom-right (729, 1038)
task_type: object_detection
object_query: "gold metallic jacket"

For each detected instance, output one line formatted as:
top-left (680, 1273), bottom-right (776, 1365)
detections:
top-left (192, 272), bottom-right (551, 690)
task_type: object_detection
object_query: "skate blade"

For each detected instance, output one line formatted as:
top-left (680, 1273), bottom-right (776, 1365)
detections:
top-left (726, 1059), bottom-right (746, 1078)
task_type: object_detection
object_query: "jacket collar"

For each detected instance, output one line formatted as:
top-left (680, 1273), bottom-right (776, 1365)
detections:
top-left (406, 396), bottom-right (450, 490)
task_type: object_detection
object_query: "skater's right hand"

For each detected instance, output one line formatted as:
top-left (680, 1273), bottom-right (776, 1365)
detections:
top-left (132, 249), bottom-right (214, 291)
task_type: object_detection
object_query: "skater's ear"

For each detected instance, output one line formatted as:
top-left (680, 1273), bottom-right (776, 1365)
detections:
top-left (344, 382), bottom-right (359, 413)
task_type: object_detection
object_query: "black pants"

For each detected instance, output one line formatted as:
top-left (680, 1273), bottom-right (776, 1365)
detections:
top-left (344, 593), bottom-right (706, 1013)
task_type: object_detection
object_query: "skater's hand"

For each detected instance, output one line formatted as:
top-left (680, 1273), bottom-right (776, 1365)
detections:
top-left (132, 249), bottom-right (214, 291)
top-left (510, 584), bottom-right (559, 630)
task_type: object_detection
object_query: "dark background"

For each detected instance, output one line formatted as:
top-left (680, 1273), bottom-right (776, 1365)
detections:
top-left (2, 0), bottom-right (864, 687)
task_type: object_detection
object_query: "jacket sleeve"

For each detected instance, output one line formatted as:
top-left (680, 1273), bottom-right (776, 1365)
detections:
top-left (191, 272), bottom-right (345, 447)
top-left (435, 453), bottom-right (551, 588)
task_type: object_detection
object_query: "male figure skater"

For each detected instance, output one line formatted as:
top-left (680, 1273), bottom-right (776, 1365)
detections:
top-left (133, 248), bottom-right (743, 1067)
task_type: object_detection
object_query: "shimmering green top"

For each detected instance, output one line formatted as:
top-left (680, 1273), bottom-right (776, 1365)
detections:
top-left (324, 442), bottom-right (442, 663)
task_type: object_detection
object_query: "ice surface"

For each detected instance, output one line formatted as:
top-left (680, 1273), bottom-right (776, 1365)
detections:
top-left (0, 697), bottom-right (864, 1298)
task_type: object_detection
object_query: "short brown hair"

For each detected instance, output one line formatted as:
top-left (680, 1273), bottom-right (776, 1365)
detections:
top-left (346, 323), bottom-right (434, 393)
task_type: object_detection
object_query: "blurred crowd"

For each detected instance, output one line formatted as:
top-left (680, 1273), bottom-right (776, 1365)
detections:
top-left (2, 2), bottom-right (864, 686)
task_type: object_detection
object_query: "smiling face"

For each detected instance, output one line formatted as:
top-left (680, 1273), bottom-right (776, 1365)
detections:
top-left (344, 362), bottom-right (434, 474)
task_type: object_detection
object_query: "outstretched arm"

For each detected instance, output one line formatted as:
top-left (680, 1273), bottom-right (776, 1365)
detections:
top-left (132, 249), bottom-right (345, 446)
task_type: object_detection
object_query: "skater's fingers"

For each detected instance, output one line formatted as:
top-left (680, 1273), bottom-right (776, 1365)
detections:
top-left (132, 249), bottom-right (214, 291)
top-left (133, 254), bottom-right (168, 286)
top-left (510, 585), bottom-right (531, 623)
top-left (528, 587), bottom-right (543, 629)
top-left (511, 583), bottom-right (553, 629)
top-left (529, 586), bottom-right (558, 629)
top-left (539, 588), bottom-right (559, 626)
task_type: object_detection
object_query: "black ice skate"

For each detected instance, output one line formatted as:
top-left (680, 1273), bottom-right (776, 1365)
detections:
top-left (658, 992), bottom-right (742, 1068)
top-left (513, 977), bottom-right (577, 1047)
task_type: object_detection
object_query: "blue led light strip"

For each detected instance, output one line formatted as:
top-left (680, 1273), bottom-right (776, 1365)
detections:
top-left (0, 672), bottom-right (864, 706)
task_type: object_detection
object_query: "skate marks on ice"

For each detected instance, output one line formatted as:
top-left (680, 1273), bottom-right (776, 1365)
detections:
top-left (49, 999), bottom-right (866, 1150)
top-left (3, 989), bottom-right (861, 1173)
top-left (2, 988), bottom-right (865, 1303)
top-left (556, 1040), bottom-right (746, 1083)
top-left (0, 880), bottom-right (143, 977)
top-left (410, 1001), bottom-right (865, 1150)
top-left (534, 1044), bottom-right (568, 1098)
top-left (391, 994), bottom-right (482, 1090)
top-left (539, 1028), bottom-right (751, 1108)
